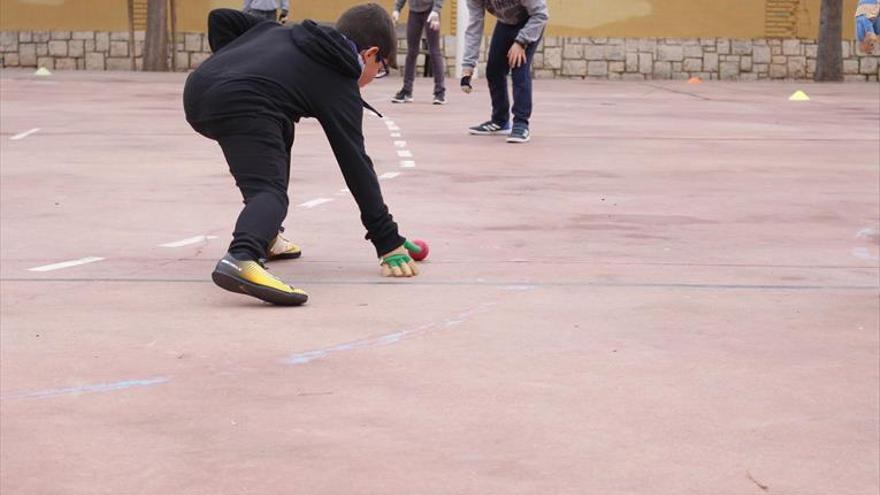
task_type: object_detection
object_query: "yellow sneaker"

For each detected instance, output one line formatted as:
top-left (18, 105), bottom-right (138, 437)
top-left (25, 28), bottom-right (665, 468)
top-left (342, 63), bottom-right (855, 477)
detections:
top-left (212, 253), bottom-right (308, 306)
top-left (267, 233), bottom-right (302, 260)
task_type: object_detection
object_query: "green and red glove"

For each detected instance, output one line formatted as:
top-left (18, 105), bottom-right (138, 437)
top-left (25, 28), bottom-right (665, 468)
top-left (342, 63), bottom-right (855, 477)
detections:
top-left (379, 241), bottom-right (423, 278)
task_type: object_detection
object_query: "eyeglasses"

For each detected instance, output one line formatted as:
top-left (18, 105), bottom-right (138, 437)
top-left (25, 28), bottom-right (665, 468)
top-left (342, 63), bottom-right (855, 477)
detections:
top-left (375, 55), bottom-right (389, 79)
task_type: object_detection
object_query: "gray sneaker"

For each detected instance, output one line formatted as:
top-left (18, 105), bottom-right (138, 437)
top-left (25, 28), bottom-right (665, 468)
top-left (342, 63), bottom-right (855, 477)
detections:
top-left (468, 120), bottom-right (511, 135)
top-left (432, 92), bottom-right (446, 105)
top-left (391, 89), bottom-right (412, 103)
top-left (506, 123), bottom-right (530, 143)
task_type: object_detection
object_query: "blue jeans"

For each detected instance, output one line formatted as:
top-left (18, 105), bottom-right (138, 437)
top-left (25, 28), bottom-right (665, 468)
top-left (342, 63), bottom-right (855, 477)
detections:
top-left (486, 20), bottom-right (541, 127)
top-left (856, 15), bottom-right (880, 41)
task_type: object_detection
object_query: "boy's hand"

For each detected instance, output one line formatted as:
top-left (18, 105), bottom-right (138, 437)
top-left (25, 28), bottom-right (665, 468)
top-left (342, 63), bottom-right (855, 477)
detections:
top-left (279, 9), bottom-right (288, 23)
top-left (508, 42), bottom-right (527, 68)
top-left (380, 244), bottom-right (420, 278)
top-left (428, 11), bottom-right (440, 31)
top-left (392, 10), bottom-right (400, 22)
top-left (460, 67), bottom-right (473, 94)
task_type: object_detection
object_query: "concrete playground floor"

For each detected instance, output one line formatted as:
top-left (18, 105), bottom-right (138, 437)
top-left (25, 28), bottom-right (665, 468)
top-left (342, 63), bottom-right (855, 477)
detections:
top-left (1, 69), bottom-right (878, 494)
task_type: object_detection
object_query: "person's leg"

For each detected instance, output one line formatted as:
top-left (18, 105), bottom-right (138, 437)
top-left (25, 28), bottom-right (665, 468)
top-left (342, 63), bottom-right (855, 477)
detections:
top-left (402, 10), bottom-right (429, 94)
top-left (216, 118), bottom-right (292, 262)
top-left (486, 22), bottom-right (518, 125)
top-left (424, 14), bottom-right (446, 96)
top-left (510, 35), bottom-right (541, 127)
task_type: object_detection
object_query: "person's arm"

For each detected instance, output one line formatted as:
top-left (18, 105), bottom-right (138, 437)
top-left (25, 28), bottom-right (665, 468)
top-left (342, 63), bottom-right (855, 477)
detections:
top-left (317, 90), bottom-right (405, 258)
top-left (462, 0), bottom-right (485, 69)
top-left (207, 8), bottom-right (265, 52)
top-left (432, 0), bottom-right (444, 13)
top-left (515, 0), bottom-right (549, 46)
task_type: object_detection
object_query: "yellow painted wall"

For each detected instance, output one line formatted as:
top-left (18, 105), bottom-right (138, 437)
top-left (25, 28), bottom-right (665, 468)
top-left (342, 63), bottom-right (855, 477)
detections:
top-left (0, 0), bottom-right (862, 39)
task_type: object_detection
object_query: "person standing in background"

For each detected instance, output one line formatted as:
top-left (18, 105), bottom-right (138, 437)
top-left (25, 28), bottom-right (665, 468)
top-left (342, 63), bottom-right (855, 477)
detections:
top-left (242, 0), bottom-right (289, 23)
top-left (461, 0), bottom-right (548, 144)
top-left (391, 0), bottom-right (447, 105)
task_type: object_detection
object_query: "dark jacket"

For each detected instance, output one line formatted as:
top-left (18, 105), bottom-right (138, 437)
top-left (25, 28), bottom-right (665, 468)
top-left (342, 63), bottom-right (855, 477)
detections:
top-left (183, 9), bottom-right (402, 256)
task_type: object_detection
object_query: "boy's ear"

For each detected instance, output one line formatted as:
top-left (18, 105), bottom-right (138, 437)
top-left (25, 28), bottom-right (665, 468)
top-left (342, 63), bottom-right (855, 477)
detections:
top-left (361, 46), bottom-right (380, 60)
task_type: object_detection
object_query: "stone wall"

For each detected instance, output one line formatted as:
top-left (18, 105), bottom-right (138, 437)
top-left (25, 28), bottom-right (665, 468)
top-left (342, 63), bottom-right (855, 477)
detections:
top-left (0, 31), bottom-right (211, 72)
top-left (2, 30), bottom-right (878, 82)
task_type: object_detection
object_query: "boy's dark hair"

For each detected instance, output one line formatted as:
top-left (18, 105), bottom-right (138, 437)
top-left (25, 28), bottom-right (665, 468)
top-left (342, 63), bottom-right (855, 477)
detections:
top-left (336, 3), bottom-right (398, 68)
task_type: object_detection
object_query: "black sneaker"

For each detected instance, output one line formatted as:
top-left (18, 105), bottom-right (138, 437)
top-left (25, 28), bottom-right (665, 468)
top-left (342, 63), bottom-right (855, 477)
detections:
top-left (506, 123), bottom-right (530, 143)
top-left (468, 120), bottom-right (511, 135)
top-left (432, 92), bottom-right (446, 105)
top-left (212, 253), bottom-right (309, 306)
top-left (391, 89), bottom-right (413, 103)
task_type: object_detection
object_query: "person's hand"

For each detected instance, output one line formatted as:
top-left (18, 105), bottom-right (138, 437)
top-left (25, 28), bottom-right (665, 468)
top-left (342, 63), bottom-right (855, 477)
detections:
top-left (392, 10), bottom-right (400, 23)
top-left (428, 11), bottom-right (440, 31)
top-left (279, 9), bottom-right (288, 23)
top-left (460, 67), bottom-right (474, 94)
top-left (508, 42), bottom-right (527, 68)
top-left (380, 244), bottom-right (420, 278)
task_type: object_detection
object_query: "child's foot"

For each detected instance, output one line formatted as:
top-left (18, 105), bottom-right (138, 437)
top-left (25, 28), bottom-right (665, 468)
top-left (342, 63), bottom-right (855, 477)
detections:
top-left (391, 89), bottom-right (413, 103)
top-left (212, 253), bottom-right (309, 306)
top-left (506, 123), bottom-right (531, 143)
top-left (267, 232), bottom-right (302, 260)
top-left (468, 120), bottom-right (511, 135)
top-left (432, 92), bottom-right (446, 105)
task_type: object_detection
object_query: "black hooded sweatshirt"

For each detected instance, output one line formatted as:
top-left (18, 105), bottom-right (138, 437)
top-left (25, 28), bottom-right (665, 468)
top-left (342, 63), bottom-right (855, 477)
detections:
top-left (183, 9), bottom-right (402, 257)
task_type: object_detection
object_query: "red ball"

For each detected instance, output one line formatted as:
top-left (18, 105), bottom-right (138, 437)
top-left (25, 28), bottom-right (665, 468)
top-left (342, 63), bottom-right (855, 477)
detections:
top-left (408, 239), bottom-right (429, 261)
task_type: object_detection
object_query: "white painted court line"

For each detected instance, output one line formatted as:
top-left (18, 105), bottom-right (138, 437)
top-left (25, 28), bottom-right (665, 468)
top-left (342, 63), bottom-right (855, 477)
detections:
top-left (393, 140), bottom-right (407, 148)
top-left (379, 172), bottom-right (401, 180)
top-left (10, 128), bottom-right (41, 140)
top-left (400, 160), bottom-right (416, 168)
top-left (387, 125), bottom-right (400, 131)
top-left (335, 188), bottom-right (350, 196)
top-left (28, 256), bottom-right (105, 272)
top-left (397, 150), bottom-right (413, 157)
top-left (298, 198), bottom-right (334, 208)
top-left (159, 235), bottom-right (218, 248)
top-left (390, 132), bottom-right (402, 138)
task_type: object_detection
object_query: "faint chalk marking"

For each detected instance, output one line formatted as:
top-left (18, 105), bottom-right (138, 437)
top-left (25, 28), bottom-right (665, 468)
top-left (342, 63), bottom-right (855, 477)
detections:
top-left (390, 132), bottom-right (402, 137)
top-left (855, 227), bottom-right (877, 239)
top-left (400, 160), bottom-right (416, 168)
top-left (393, 140), bottom-right (407, 148)
top-left (285, 303), bottom-right (496, 365)
top-left (1, 377), bottom-right (170, 401)
top-left (10, 128), bottom-right (41, 140)
top-left (852, 227), bottom-right (879, 260)
top-left (159, 235), bottom-right (218, 248)
top-left (379, 172), bottom-right (400, 180)
top-left (852, 247), bottom-right (878, 261)
top-left (28, 257), bottom-right (105, 272)
top-left (397, 150), bottom-right (413, 158)
top-left (298, 198), bottom-right (333, 209)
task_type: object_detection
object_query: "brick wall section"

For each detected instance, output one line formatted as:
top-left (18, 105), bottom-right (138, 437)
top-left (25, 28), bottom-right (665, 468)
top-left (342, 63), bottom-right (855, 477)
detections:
top-left (2, 30), bottom-right (878, 82)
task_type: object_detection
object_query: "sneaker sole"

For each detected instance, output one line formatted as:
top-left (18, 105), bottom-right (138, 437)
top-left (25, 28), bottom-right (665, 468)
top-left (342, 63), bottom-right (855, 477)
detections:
top-left (267, 251), bottom-right (302, 261)
top-left (433, 100), bottom-right (446, 105)
top-left (506, 135), bottom-right (531, 143)
top-left (469, 128), bottom-right (512, 136)
top-left (391, 99), bottom-right (413, 104)
top-left (212, 269), bottom-right (308, 306)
